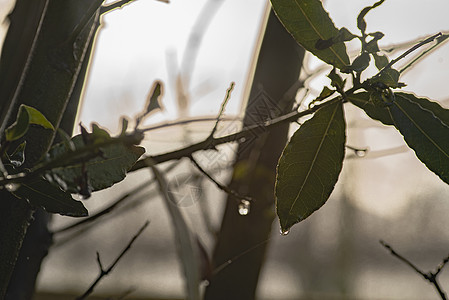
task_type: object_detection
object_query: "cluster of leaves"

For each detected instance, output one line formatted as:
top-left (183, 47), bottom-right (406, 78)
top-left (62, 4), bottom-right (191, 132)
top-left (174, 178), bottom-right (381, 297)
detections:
top-left (0, 81), bottom-right (165, 217)
top-left (271, 0), bottom-right (448, 232)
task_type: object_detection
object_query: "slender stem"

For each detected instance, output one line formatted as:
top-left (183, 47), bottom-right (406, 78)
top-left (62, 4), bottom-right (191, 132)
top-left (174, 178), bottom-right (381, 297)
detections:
top-left (189, 155), bottom-right (252, 202)
top-left (377, 32), bottom-right (442, 76)
top-left (77, 221), bottom-right (150, 300)
top-left (380, 240), bottom-right (448, 300)
top-left (131, 95), bottom-right (347, 171)
top-left (208, 82), bottom-right (235, 140)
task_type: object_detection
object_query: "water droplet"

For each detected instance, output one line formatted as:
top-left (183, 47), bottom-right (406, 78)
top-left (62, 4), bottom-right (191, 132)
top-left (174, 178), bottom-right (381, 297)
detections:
top-left (280, 228), bottom-right (290, 236)
top-left (238, 137), bottom-right (246, 143)
top-left (238, 199), bottom-right (250, 216)
top-left (355, 149), bottom-right (367, 157)
top-left (5, 183), bottom-right (19, 192)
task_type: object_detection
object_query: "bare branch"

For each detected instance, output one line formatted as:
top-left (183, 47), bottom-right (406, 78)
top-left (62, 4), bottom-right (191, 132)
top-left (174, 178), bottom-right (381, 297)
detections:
top-left (380, 240), bottom-right (448, 300)
top-left (207, 82), bottom-right (235, 140)
top-left (77, 221), bottom-right (150, 300)
top-left (377, 32), bottom-right (442, 76)
top-left (400, 33), bottom-right (449, 74)
top-left (189, 155), bottom-right (252, 203)
top-left (53, 162), bottom-right (178, 235)
top-left (130, 96), bottom-right (345, 172)
top-left (141, 115), bottom-right (242, 133)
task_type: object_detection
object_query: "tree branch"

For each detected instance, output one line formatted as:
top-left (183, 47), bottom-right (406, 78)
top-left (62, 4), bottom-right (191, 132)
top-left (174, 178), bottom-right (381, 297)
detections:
top-left (380, 240), bottom-right (448, 300)
top-left (131, 95), bottom-right (345, 171)
top-left (189, 155), bottom-right (252, 203)
top-left (76, 220), bottom-right (150, 300)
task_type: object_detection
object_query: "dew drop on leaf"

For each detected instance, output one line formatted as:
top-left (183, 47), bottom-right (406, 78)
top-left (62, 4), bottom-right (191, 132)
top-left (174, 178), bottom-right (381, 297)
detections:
top-left (238, 199), bottom-right (250, 216)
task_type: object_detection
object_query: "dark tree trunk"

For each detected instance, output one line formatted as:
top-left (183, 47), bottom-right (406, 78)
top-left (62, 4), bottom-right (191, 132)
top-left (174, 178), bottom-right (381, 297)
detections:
top-left (204, 8), bottom-right (305, 300)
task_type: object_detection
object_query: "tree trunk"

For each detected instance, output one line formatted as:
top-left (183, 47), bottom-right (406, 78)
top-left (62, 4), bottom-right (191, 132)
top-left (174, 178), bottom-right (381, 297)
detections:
top-left (204, 7), bottom-right (305, 300)
top-left (0, 1), bottom-right (101, 297)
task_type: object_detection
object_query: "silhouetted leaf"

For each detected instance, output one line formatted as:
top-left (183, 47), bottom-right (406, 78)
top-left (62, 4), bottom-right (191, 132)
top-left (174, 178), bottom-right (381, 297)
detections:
top-left (276, 101), bottom-right (346, 232)
top-left (347, 92), bottom-right (394, 125)
top-left (271, 0), bottom-right (350, 69)
top-left (318, 86), bottom-right (335, 100)
top-left (351, 52), bottom-right (371, 73)
top-left (48, 124), bottom-right (145, 193)
top-left (13, 177), bottom-right (88, 217)
top-left (328, 68), bottom-right (345, 89)
top-left (373, 53), bottom-right (389, 70)
top-left (135, 80), bottom-right (164, 127)
top-left (357, 0), bottom-right (385, 34)
top-left (389, 93), bottom-right (449, 184)
top-left (371, 68), bottom-right (401, 88)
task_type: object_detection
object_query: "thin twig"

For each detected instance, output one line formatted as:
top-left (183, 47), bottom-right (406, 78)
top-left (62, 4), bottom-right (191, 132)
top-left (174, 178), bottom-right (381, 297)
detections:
top-left (400, 33), bottom-right (449, 74)
top-left (77, 221), bottom-right (150, 300)
top-left (211, 238), bottom-right (270, 276)
top-left (380, 240), bottom-right (448, 300)
top-left (207, 82), bottom-right (235, 140)
top-left (189, 155), bottom-right (252, 202)
top-left (130, 95), bottom-right (346, 172)
top-left (53, 183), bottom-right (146, 235)
top-left (377, 32), bottom-right (442, 76)
top-left (141, 115), bottom-right (241, 133)
top-left (53, 162), bottom-right (178, 235)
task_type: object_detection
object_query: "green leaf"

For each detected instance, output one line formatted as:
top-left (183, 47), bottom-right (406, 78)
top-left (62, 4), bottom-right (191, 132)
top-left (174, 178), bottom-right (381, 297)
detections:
top-left (350, 52), bottom-right (371, 73)
top-left (388, 93), bottom-right (449, 184)
top-left (5, 105), bottom-right (54, 141)
top-left (336, 27), bottom-right (357, 43)
top-left (373, 53), bottom-right (389, 70)
top-left (347, 92), bottom-right (394, 125)
top-left (275, 100), bottom-right (346, 232)
top-left (12, 177), bottom-right (88, 217)
top-left (5, 106), bottom-right (29, 141)
top-left (271, 0), bottom-right (350, 69)
top-left (357, 0), bottom-right (385, 35)
top-left (371, 68), bottom-right (401, 88)
top-left (318, 86), bottom-right (335, 100)
top-left (25, 105), bottom-right (54, 130)
top-left (328, 68), bottom-right (345, 89)
top-left (135, 80), bottom-right (164, 127)
top-left (48, 125), bottom-right (145, 193)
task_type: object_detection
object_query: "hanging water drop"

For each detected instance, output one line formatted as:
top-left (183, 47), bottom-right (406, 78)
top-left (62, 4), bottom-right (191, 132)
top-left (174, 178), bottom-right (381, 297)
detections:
top-left (355, 149), bottom-right (367, 157)
top-left (280, 228), bottom-right (290, 236)
top-left (238, 199), bottom-right (250, 216)
top-left (5, 183), bottom-right (19, 192)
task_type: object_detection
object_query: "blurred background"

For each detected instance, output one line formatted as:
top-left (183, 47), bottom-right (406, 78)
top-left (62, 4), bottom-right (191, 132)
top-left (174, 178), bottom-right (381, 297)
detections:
top-left (2, 0), bottom-right (449, 299)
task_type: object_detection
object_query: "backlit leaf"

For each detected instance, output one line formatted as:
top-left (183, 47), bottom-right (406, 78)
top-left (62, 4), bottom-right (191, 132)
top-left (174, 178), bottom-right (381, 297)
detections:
top-left (48, 125), bottom-right (145, 194)
top-left (276, 100), bottom-right (346, 232)
top-left (5, 105), bottom-right (54, 141)
top-left (13, 177), bottom-right (88, 217)
top-left (271, 0), bottom-right (350, 69)
top-left (389, 93), bottom-right (449, 184)
top-left (347, 92), bottom-right (394, 125)
top-left (357, 0), bottom-right (385, 35)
